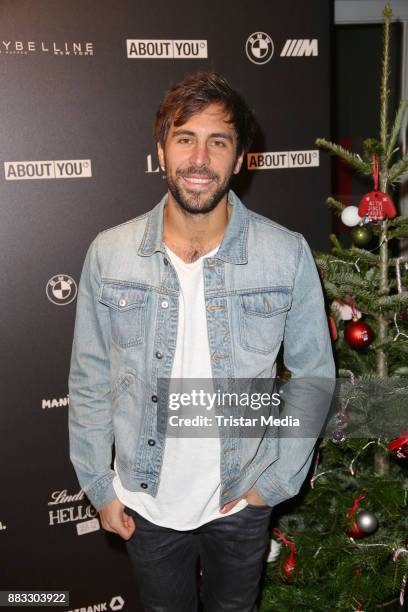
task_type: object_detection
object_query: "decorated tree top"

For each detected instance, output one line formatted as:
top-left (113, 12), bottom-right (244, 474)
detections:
top-left (315, 3), bottom-right (408, 379)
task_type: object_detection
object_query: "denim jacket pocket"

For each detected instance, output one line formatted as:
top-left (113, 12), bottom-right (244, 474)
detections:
top-left (99, 281), bottom-right (149, 348)
top-left (239, 288), bottom-right (291, 354)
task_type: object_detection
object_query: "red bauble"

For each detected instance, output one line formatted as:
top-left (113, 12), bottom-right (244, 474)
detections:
top-left (282, 555), bottom-right (296, 583)
top-left (346, 520), bottom-right (365, 538)
top-left (328, 315), bottom-right (338, 341)
top-left (344, 320), bottom-right (374, 349)
top-left (388, 433), bottom-right (408, 460)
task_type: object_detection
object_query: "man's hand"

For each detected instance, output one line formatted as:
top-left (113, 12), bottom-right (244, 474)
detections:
top-left (220, 487), bottom-right (268, 513)
top-left (99, 497), bottom-right (136, 540)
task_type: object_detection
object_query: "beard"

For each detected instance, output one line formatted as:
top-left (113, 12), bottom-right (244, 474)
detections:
top-left (165, 164), bottom-right (233, 215)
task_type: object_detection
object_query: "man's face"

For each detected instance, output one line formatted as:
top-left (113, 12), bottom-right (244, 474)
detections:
top-left (157, 103), bottom-right (244, 215)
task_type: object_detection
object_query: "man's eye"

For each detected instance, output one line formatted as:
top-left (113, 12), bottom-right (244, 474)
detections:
top-left (178, 137), bottom-right (192, 144)
top-left (211, 140), bottom-right (226, 147)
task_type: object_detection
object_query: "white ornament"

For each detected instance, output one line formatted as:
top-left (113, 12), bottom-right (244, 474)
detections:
top-left (267, 538), bottom-right (282, 562)
top-left (341, 206), bottom-right (362, 227)
top-left (332, 300), bottom-right (362, 321)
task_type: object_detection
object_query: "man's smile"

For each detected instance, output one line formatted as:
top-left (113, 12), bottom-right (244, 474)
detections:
top-left (181, 174), bottom-right (214, 189)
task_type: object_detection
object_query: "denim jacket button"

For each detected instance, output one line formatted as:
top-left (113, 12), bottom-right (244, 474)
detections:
top-left (151, 394), bottom-right (158, 402)
top-left (163, 257), bottom-right (169, 266)
top-left (155, 351), bottom-right (163, 359)
top-left (140, 482), bottom-right (148, 489)
top-left (148, 439), bottom-right (156, 446)
top-left (161, 300), bottom-right (169, 309)
top-left (118, 298), bottom-right (126, 307)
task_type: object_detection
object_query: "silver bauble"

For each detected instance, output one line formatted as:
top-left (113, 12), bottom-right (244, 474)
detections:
top-left (355, 510), bottom-right (378, 534)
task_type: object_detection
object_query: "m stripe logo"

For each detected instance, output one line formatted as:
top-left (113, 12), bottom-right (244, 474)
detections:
top-left (280, 39), bottom-right (318, 57)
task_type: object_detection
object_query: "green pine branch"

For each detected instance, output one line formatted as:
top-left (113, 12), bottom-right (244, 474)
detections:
top-left (388, 153), bottom-right (408, 182)
top-left (388, 215), bottom-right (408, 228)
top-left (386, 99), bottom-right (408, 161)
top-left (325, 197), bottom-right (346, 215)
top-left (315, 139), bottom-right (372, 175)
top-left (378, 293), bottom-right (408, 308)
top-left (380, 4), bottom-right (392, 152)
top-left (388, 226), bottom-right (408, 240)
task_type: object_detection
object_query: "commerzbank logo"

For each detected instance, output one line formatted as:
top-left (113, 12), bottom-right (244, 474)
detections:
top-left (127, 39), bottom-right (208, 59)
top-left (67, 595), bottom-right (125, 612)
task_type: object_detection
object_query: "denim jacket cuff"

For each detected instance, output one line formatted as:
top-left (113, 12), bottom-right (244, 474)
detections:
top-left (253, 469), bottom-right (293, 508)
top-left (85, 471), bottom-right (117, 512)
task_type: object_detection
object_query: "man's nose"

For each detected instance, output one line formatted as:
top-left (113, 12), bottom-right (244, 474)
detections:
top-left (189, 142), bottom-right (210, 167)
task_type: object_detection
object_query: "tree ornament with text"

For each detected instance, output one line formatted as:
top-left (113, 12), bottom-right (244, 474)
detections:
top-left (358, 155), bottom-right (397, 221)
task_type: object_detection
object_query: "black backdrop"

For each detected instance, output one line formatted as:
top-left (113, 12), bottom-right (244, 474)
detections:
top-left (1, 1), bottom-right (331, 610)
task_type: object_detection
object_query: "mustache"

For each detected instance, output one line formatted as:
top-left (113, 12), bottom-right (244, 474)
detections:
top-left (176, 166), bottom-right (218, 180)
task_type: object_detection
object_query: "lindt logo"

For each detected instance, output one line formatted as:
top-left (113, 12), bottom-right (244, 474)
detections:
top-left (47, 489), bottom-right (100, 533)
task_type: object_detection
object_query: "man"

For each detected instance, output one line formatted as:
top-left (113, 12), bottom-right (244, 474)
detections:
top-left (69, 71), bottom-right (335, 611)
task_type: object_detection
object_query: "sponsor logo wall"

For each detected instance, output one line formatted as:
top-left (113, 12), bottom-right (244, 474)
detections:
top-left (0, 1), bottom-right (330, 610)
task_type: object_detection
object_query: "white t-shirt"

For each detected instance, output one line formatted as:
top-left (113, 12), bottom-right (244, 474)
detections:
top-left (113, 243), bottom-right (247, 529)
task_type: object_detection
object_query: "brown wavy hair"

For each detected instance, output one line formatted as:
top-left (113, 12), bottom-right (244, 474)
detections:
top-left (155, 71), bottom-right (256, 155)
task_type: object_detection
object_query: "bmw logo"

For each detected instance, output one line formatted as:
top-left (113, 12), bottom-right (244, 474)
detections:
top-left (246, 32), bottom-right (274, 65)
top-left (46, 274), bottom-right (77, 306)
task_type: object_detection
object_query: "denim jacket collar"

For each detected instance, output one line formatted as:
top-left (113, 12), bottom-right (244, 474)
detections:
top-left (138, 189), bottom-right (249, 265)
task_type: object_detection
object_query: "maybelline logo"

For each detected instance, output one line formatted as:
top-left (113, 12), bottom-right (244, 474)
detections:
top-left (280, 39), bottom-right (318, 57)
top-left (42, 395), bottom-right (69, 410)
top-left (127, 39), bottom-right (208, 59)
top-left (0, 40), bottom-right (93, 55)
top-left (48, 489), bottom-right (100, 534)
top-left (247, 150), bottom-right (319, 170)
top-left (68, 595), bottom-right (125, 612)
top-left (46, 275), bottom-right (77, 306)
top-left (4, 159), bottom-right (92, 181)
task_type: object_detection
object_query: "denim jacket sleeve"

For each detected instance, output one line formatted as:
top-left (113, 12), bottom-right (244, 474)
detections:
top-left (254, 235), bottom-right (336, 507)
top-left (68, 235), bottom-right (117, 512)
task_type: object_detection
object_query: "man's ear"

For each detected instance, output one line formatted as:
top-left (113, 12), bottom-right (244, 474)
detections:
top-left (233, 151), bottom-right (245, 175)
top-left (157, 142), bottom-right (165, 170)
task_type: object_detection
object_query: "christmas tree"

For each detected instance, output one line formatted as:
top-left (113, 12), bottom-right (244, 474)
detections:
top-left (260, 5), bottom-right (408, 610)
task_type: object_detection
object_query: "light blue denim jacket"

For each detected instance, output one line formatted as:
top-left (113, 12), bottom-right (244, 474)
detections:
top-left (68, 190), bottom-right (335, 511)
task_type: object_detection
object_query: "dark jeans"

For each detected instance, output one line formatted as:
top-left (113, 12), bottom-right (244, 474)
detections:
top-left (125, 504), bottom-right (273, 612)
